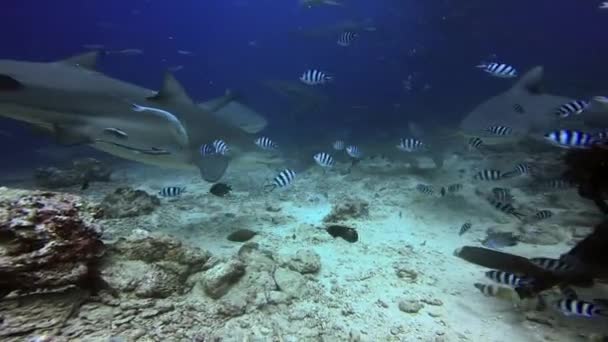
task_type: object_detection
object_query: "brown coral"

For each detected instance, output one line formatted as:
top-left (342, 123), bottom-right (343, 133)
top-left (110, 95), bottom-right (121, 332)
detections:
top-left (0, 190), bottom-right (105, 297)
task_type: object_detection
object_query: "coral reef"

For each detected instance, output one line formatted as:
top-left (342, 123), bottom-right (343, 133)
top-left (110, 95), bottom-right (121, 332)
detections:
top-left (0, 188), bottom-right (105, 297)
top-left (34, 158), bottom-right (112, 188)
top-left (323, 197), bottom-right (369, 223)
top-left (99, 187), bottom-right (160, 219)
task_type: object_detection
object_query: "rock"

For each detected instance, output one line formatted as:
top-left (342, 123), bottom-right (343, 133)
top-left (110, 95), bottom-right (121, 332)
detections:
top-left (226, 229), bottom-right (257, 242)
top-left (323, 197), bottom-right (369, 223)
top-left (285, 249), bottom-right (321, 274)
top-left (135, 264), bottom-right (181, 298)
top-left (111, 234), bottom-right (210, 268)
top-left (202, 259), bottom-right (246, 299)
top-left (398, 299), bottom-right (424, 314)
top-left (273, 267), bottom-right (307, 299)
top-left (99, 187), bottom-right (160, 218)
top-left (34, 158), bottom-right (112, 188)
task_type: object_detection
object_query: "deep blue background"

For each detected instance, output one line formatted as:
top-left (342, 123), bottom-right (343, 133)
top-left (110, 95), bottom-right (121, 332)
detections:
top-left (1, 0), bottom-right (607, 164)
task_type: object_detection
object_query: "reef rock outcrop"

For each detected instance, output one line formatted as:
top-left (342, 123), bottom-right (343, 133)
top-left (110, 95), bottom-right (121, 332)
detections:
top-left (34, 158), bottom-right (112, 188)
top-left (99, 187), bottom-right (160, 219)
top-left (323, 197), bottom-right (370, 223)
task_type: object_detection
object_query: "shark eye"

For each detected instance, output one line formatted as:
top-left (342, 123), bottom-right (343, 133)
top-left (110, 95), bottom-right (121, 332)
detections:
top-left (0, 75), bottom-right (22, 91)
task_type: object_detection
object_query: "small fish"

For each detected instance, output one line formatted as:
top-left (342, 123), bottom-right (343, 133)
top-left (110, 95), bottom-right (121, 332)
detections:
top-left (300, 69), bottom-right (332, 85)
top-left (530, 257), bottom-right (573, 272)
top-left (397, 138), bottom-right (425, 152)
top-left (482, 231), bottom-right (518, 249)
top-left (556, 299), bottom-right (607, 318)
top-left (346, 145), bottom-right (362, 159)
top-left (416, 184), bottom-right (435, 196)
top-left (266, 169), bottom-right (296, 191)
top-left (200, 143), bottom-right (216, 157)
top-left (159, 186), bottom-right (185, 197)
top-left (210, 183), bottom-right (232, 197)
top-left (447, 184), bottom-right (463, 194)
top-left (485, 125), bottom-right (513, 136)
top-left (474, 169), bottom-right (502, 181)
top-left (227, 229), bottom-right (257, 242)
top-left (533, 210), bottom-right (553, 221)
top-left (459, 222), bottom-right (472, 236)
top-left (476, 63), bottom-right (517, 78)
top-left (544, 129), bottom-right (595, 149)
top-left (485, 270), bottom-right (530, 287)
top-left (513, 103), bottom-right (525, 114)
top-left (474, 283), bottom-right (515, 300)
top-left (487, 197), bottom-right (525, 220)
top-left (313, 152), bottom-right (335, 168)
top-left (540, 179), bottom-right (574, 190)
top-left (555, 100), bottom-right (589, 118)
top-left (332, 140), bottom-right (345, 150)
top-left (255, 136), bottom-right (278, 150)
top-left (212, 139), bottom-right (229, 155)
top-left (337, 31), bottom-right (357, 47)
top-left (560, 286), bottom-right (578, 300)
top-left (468, 137), bottom-right (483, 150)
top-left (601, 2), bottom-right (608, 9)
top-left (129, 103), bottom-right (188, 145)
top-left (502, 163), bottom-right (532, 178)
top-left (325, 225), bottom-right (358, 243)
top-left (491, 187), bottom-right (514, 203)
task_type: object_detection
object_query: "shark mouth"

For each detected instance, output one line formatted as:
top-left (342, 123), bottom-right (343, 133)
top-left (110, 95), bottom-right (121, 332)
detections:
top-left (96, 140), bottom-right (171, 155)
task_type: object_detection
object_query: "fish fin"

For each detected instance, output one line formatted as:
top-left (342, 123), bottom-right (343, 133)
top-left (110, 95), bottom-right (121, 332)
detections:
top-left (193, 154), bottom-right (229, 182)
top-left (148, 72), bottom-right (193, 105)
top-left (52, 124), bottom-right (93, 146)
top-left (57, 51), bottom-right (99, 70)
top-left (0, 74), bottom-right (23, 91)
top-left (512, 66), bottom-right (545, 95)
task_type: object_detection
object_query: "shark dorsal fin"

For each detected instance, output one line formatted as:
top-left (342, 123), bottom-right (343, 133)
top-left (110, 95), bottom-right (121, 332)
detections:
top-left (147, 72), bottom-right (193, 105)
top-left (59, 52), bottom-right (99, 70)
top-left (513, 66), bottom-right (544, 95)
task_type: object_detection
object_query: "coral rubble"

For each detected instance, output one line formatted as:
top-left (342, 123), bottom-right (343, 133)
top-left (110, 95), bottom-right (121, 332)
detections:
top-left (99, 187), bottom-right (160, 219)
top-left (34, 158), bottom-right (112, 189)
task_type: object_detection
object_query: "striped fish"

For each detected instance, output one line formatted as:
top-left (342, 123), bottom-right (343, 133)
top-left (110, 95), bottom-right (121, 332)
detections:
top-left (200, 143), bottom-right (216, 157)
top-left (447, 184), bottom-right (463, 194)
top-left (540, 179), bottom-right (574, 190)
top-left (474, 283), bottom-right (513, 298)
top-left (485, 125), bottom-right (513, 136)
top-left (337, 31), bottom-right (357, 47)
top-left (212, 139), bottom-right (229, 155)
top-left (556, 299), bottom-right (607, 318)
top-left (476, 63), bottom-right (517, 78)
top-left (159, 186), bottom-right (186, 197)
top-left (346, 145), bottom-right (362, 159)
top-left (533, 210), bottom-right (553, 220)
top-left (485, 270), bottom-right (529, 287)
top-left (300, 69), bottom-right (332, 85)
top-left (313, 152), bottom-right (335, 168)
top-left (468, 137), bottom-right (483, 150)
top-left (555, 100), bottom-right (589, 118)
top-left (397, 138), bottom-right (425, 152)
top-left (513, 103), bottom-right (525, 114)
top-left (487, 197), bottom-right (525, 220)
top-left (530, 257), bottom-right (573, 272)
top-left (459, 222), bottom-right (472, 236)
top-left (416, 184), bottom-right (435, 196)
top-left (502, 163), bottom-right (532, 178)
top-left (474, 169), bottom-right (502, 181)
top-left (332, 140), bottom-right (345, 150)
top-left (266, 169), bottom-right (296, 191)
top-left (254, 136), bottom-right (278, 150)
top-left (544, 129), bottom-right (595, 149)
top-left (491, 187), bottom-right (513, 203)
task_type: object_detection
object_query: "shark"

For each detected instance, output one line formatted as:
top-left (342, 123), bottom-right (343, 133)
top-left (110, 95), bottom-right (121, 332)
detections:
top-left (0, 52), bottom-right (267, 182)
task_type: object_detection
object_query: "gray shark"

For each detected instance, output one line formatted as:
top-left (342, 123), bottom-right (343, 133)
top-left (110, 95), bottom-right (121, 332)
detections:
top-left (0, 52), bottom-right (267, 182)
top-left (459, 66), bottom-right (576, 144)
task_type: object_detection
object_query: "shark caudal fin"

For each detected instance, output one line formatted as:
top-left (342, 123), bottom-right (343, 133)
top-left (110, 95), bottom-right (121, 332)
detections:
top-left (193, 154), bottom-right (230, 182)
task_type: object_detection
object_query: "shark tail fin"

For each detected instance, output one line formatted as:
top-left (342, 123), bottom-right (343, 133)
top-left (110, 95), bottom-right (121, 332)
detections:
top-left (513, 66), bottom-right (545, 95)
top-left (193, 154), bottom-right (229, 182)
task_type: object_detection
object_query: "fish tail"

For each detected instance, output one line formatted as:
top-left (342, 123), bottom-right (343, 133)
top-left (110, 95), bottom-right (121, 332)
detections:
top-left (263, 184), bottom-right (277, 192)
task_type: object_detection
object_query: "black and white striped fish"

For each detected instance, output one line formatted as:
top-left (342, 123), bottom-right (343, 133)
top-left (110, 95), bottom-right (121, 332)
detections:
top-left (212, 139), bottom-right (229, 155)
top-left (337, 31), bottom-right (357, 47)
top-left (555, 100), bottom-right (589, 118)
top-left (313, 152), bottom-right (335, 168)
top-left (447, 184), bottom-right (463, 194)
top-left (468, 137), bottom-right (483, 150)
top-left (255, 136), bottom-right (278, 150)
top-left (200, 143), bottom-right (216, 157)
top-left (332, 140), bottom-right (345, 150)
top-left (459, 222), bottom-right (472, 236)
top-left (530, 257), bottom-right (573, 272)
top-left (346, 145), bottom-right (362, 159)
top-left (476, 63), bottom-right (517, 78)
top-left (266, 169), bottom-right (296, 191)
top-left (487, 197), bottom-right (525, 220)
top-left (513, 103), bottom-right (525, 114)
top-left (474, 283), bottom-right (511, 297)
top-left (474, 169), bottom-right (502, 181)
top-left (485, 125), bottom-right (513, 136)
top-left (416, 184), bottom-right (435, 196)
top-left (540, 179), bottom-right (574, 190)
top-left (491, 187), bottom-right (513, 203)
top-left (397, 138), bottom-right (425, 152)
top-left (544, 129), bottom-right (595, 149)
top-left (556, 299), bottom-right (607, 318)
top-left (485, 270), bottom-right (530, 287)
top-left (159, 186), bottom-right (186, 197)
top-left (533, 210), bottom-right (553, 221)
top-left (300, 69), bottom-right (332, 85)
top-left (502, 163), bottom-right (532, 178)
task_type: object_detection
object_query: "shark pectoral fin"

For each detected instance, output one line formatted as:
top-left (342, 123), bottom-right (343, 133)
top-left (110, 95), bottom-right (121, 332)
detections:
top-left (52, 124), bottom-right (93, 146)
top-left (147, 72), bottom-right (193, 105)
top-left (194, 154), bottom-right (229, 182)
